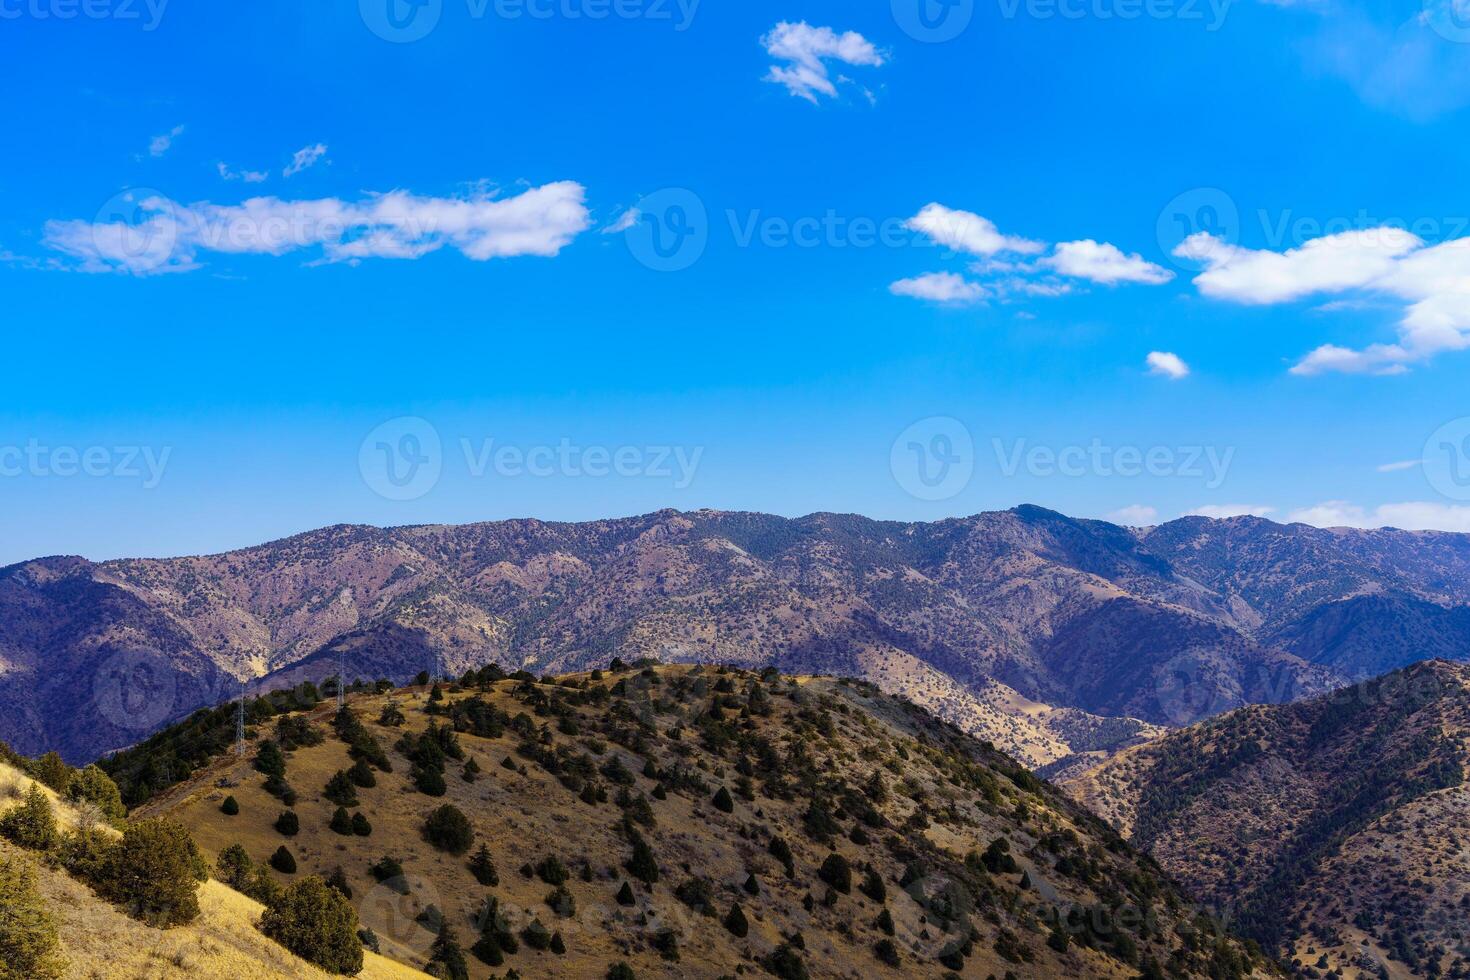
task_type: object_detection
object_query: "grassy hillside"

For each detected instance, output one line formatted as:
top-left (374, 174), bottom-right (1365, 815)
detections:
top-left (0, 762), bottom-right (425, 980)
top-left (131, 662), bottom-right (1278, 979)
top-left (1065, 660), bottom-right (1470, 980)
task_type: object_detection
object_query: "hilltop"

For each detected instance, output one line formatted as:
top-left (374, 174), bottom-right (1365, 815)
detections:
top-left (116, 661), bottom-right (1279, 979)
top-left (1065, 660), bottom-right (1470, 979)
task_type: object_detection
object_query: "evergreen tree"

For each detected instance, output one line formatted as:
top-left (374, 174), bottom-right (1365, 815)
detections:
top-left (67, 765), bottom-right (126, 824)
top-left (275, 810), bottom-right (300, 836)
top-left (324, 771), bottom-right (358, 807)
top-left (468, 844), bottom-right (498, 886)
top-left (220, 795), bottom-right (240, 816)
top-left (625, 830), bottom-right (659, 884)
top-left (329, 807), bottom-right (353, 835)
top-left (351, 812), bottom-right (372, 836)
top-left (0, 854), bottom-right (66, 979)
top-left (100, 818), bottom-right (203, 926)
top-left (271, 845), bottom-right (297, 874)
top-left (818, 853), bottom-right (852, 893)
top-left (712, 786), bottom-right (734, 813)
top-left (422, 805), bottom-right (474, 855)
top-left (260, 875), bottom-right (364, 975)
top-left (426, 920), bottom-right (469, 980)
top-left (348, 758), bottom-right (377, 788)
top-left (0, 784), bottom-right (58, 851)
top-left (254, 740), bottom-right (287, 779)
top-left (723, 902), bottom-right (749, 938)
top-left (616, 880), bottom-right (636, 906)
top-left (215, 843), bottom-right (254, 891)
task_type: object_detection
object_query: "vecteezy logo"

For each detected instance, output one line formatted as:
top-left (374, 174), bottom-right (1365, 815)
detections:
top-left (623, 188), bottom-right (708, 272)
top-left (1153, 652), bottom-right (1234, 726)
top-left (1423, 417), bottom-right (1470, 501)
top-left (94, 188), bottom-right (178, 271)
top-left (360, 0), bottom-right (443, 42)
top-left (890, 417), bottom-right (974, 501)
top-left (359, 875), bottom-right (442, 956)
top-left (359, 417), bottom-right (442, 501)
top-left (1424, 0), bottom-right (1470, 43)
top-left (94, 647), bottom-right (178, 733)
top-left (1156, 187), bottom-right (1239, 270)
top-left (892, 0), bottom-right (975, 42)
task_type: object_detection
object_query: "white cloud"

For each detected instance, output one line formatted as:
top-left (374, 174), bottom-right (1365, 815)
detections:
top-left (217, 162), bottom-right (269, 184)
top-left (1106, 505), bottom-right (1159, 525)
top-left (602, 208), bottom-right (640, 234)
top-left (42, 181), bottom-right (592, 275)
top-left (1177, 228), bottom-right (1470, 375)
top-left (1187, 504), bottom-right (1276, 519)
top-left (906, 204), bottom-right (1043, 258)
top-left (762, 22), bottom-right (884, 104)
top-left (1046, 239), bottom-right (1174, 285)
top-left (888, 271), bottom-right (986, 305)
top-left (1287, 500), bottom-right (1470, 532)
top-left (1146, 351), bottom-right (1191, 380)
top-left (283, 143), bottom-right (329, 178)
top-left (1376, 459), bottom-right (1421, 473)
top-left (148, 125), bottom-right (185, 158)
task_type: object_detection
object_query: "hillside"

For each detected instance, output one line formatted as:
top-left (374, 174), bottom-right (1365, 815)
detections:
top-left (1065, 661), bottom-right (1470, 979)
top-left (0, 761), bottom-right (426, 980)
top-left (19, 506), bottom-right (1470, 764)
top-left (126, 661), bottom-right (1278, 979)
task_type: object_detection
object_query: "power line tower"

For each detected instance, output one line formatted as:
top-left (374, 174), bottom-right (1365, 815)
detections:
top-left (235, 679), bottom-right (247, 757)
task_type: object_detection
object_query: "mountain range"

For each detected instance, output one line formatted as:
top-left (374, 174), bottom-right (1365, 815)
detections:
top-left (1066, 659), bottom-right (1470, 979)
top-left (6, 506), bottom-right (1470, 765)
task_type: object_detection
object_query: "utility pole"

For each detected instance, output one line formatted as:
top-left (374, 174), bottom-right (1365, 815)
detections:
top-left (337, 647), bottom-right (347, 709)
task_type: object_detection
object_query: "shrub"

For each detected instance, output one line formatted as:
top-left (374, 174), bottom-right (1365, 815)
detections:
top-left (427, 921), bottom-right (469, 980)
top-left (220, 795), bottom-right (240, 816)
top-left (521, 919), bottom-right (553, 950)
top-left (536, 855), bottom-right (569, 886)
top-left (254, 740), bottom-right (286, 779)
top-left (625, 829), bottom-right (659, 884)
top-left (271, 846), bottom-right (297, 874)
top-left (607, 964), bottom-right (635, 980)
top-left (766, 942), bottom-right (810, 980)
top-left (275, 810), bottom-right (300, 837)
top-left (100, 818), bottom-right (203, 926)
top-left (324, 771), bottom-right (358, 808)
top-left (873, 938), bottom-right (900, 967)
top-left (818, 853), bottom-right (852, 893)
top-left (468, 844), bottom-right (498, 886)
top-left (860, 866), bottom-right (886, 902)
top-left (0, 854), bottom-right (66, 978)
top-left (369, 856), bottom-right (405, 890)
top-left (67, 765), bottom-right (126, 824)
top-left (724, 902), bottom-right (749, 938)
top-left (348, 759), bottom-right (377, 788)
top-left (330, 807), bottom-right (353, 836)
top-left (378, 704), bottom-right (406, 727)
top-left (351, 812), bottom-right (372, 836)
top-left (422, 805), bottom-right (473, 855)
top-left (0, 785), bottom-right (58, 851)
top-left (260, 875), bottom-right (364, 975)
top-left (413, 766), bottom-right (447, 797)
top-left (216, 844), bottom-right (255, 891)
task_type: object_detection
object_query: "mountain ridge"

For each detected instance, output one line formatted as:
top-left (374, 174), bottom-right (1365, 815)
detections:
top-left (6, 506), bottom-right (1470, 764)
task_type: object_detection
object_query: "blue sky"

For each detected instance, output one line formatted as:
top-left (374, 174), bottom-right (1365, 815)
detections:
top-left (3, 0), bottom-right (1470, 564)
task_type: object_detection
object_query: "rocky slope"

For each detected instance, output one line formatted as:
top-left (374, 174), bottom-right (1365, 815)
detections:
top-left (1064, 661), bottom-right (1470, 979)
top-left (9, 507), bottom-right (1470, 763)
top-left (130, 662), bottom-right (1280, 979)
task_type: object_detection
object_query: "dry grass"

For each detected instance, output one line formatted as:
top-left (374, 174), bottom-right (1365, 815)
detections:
top-left (0, 764), bottom-right (428, 980)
